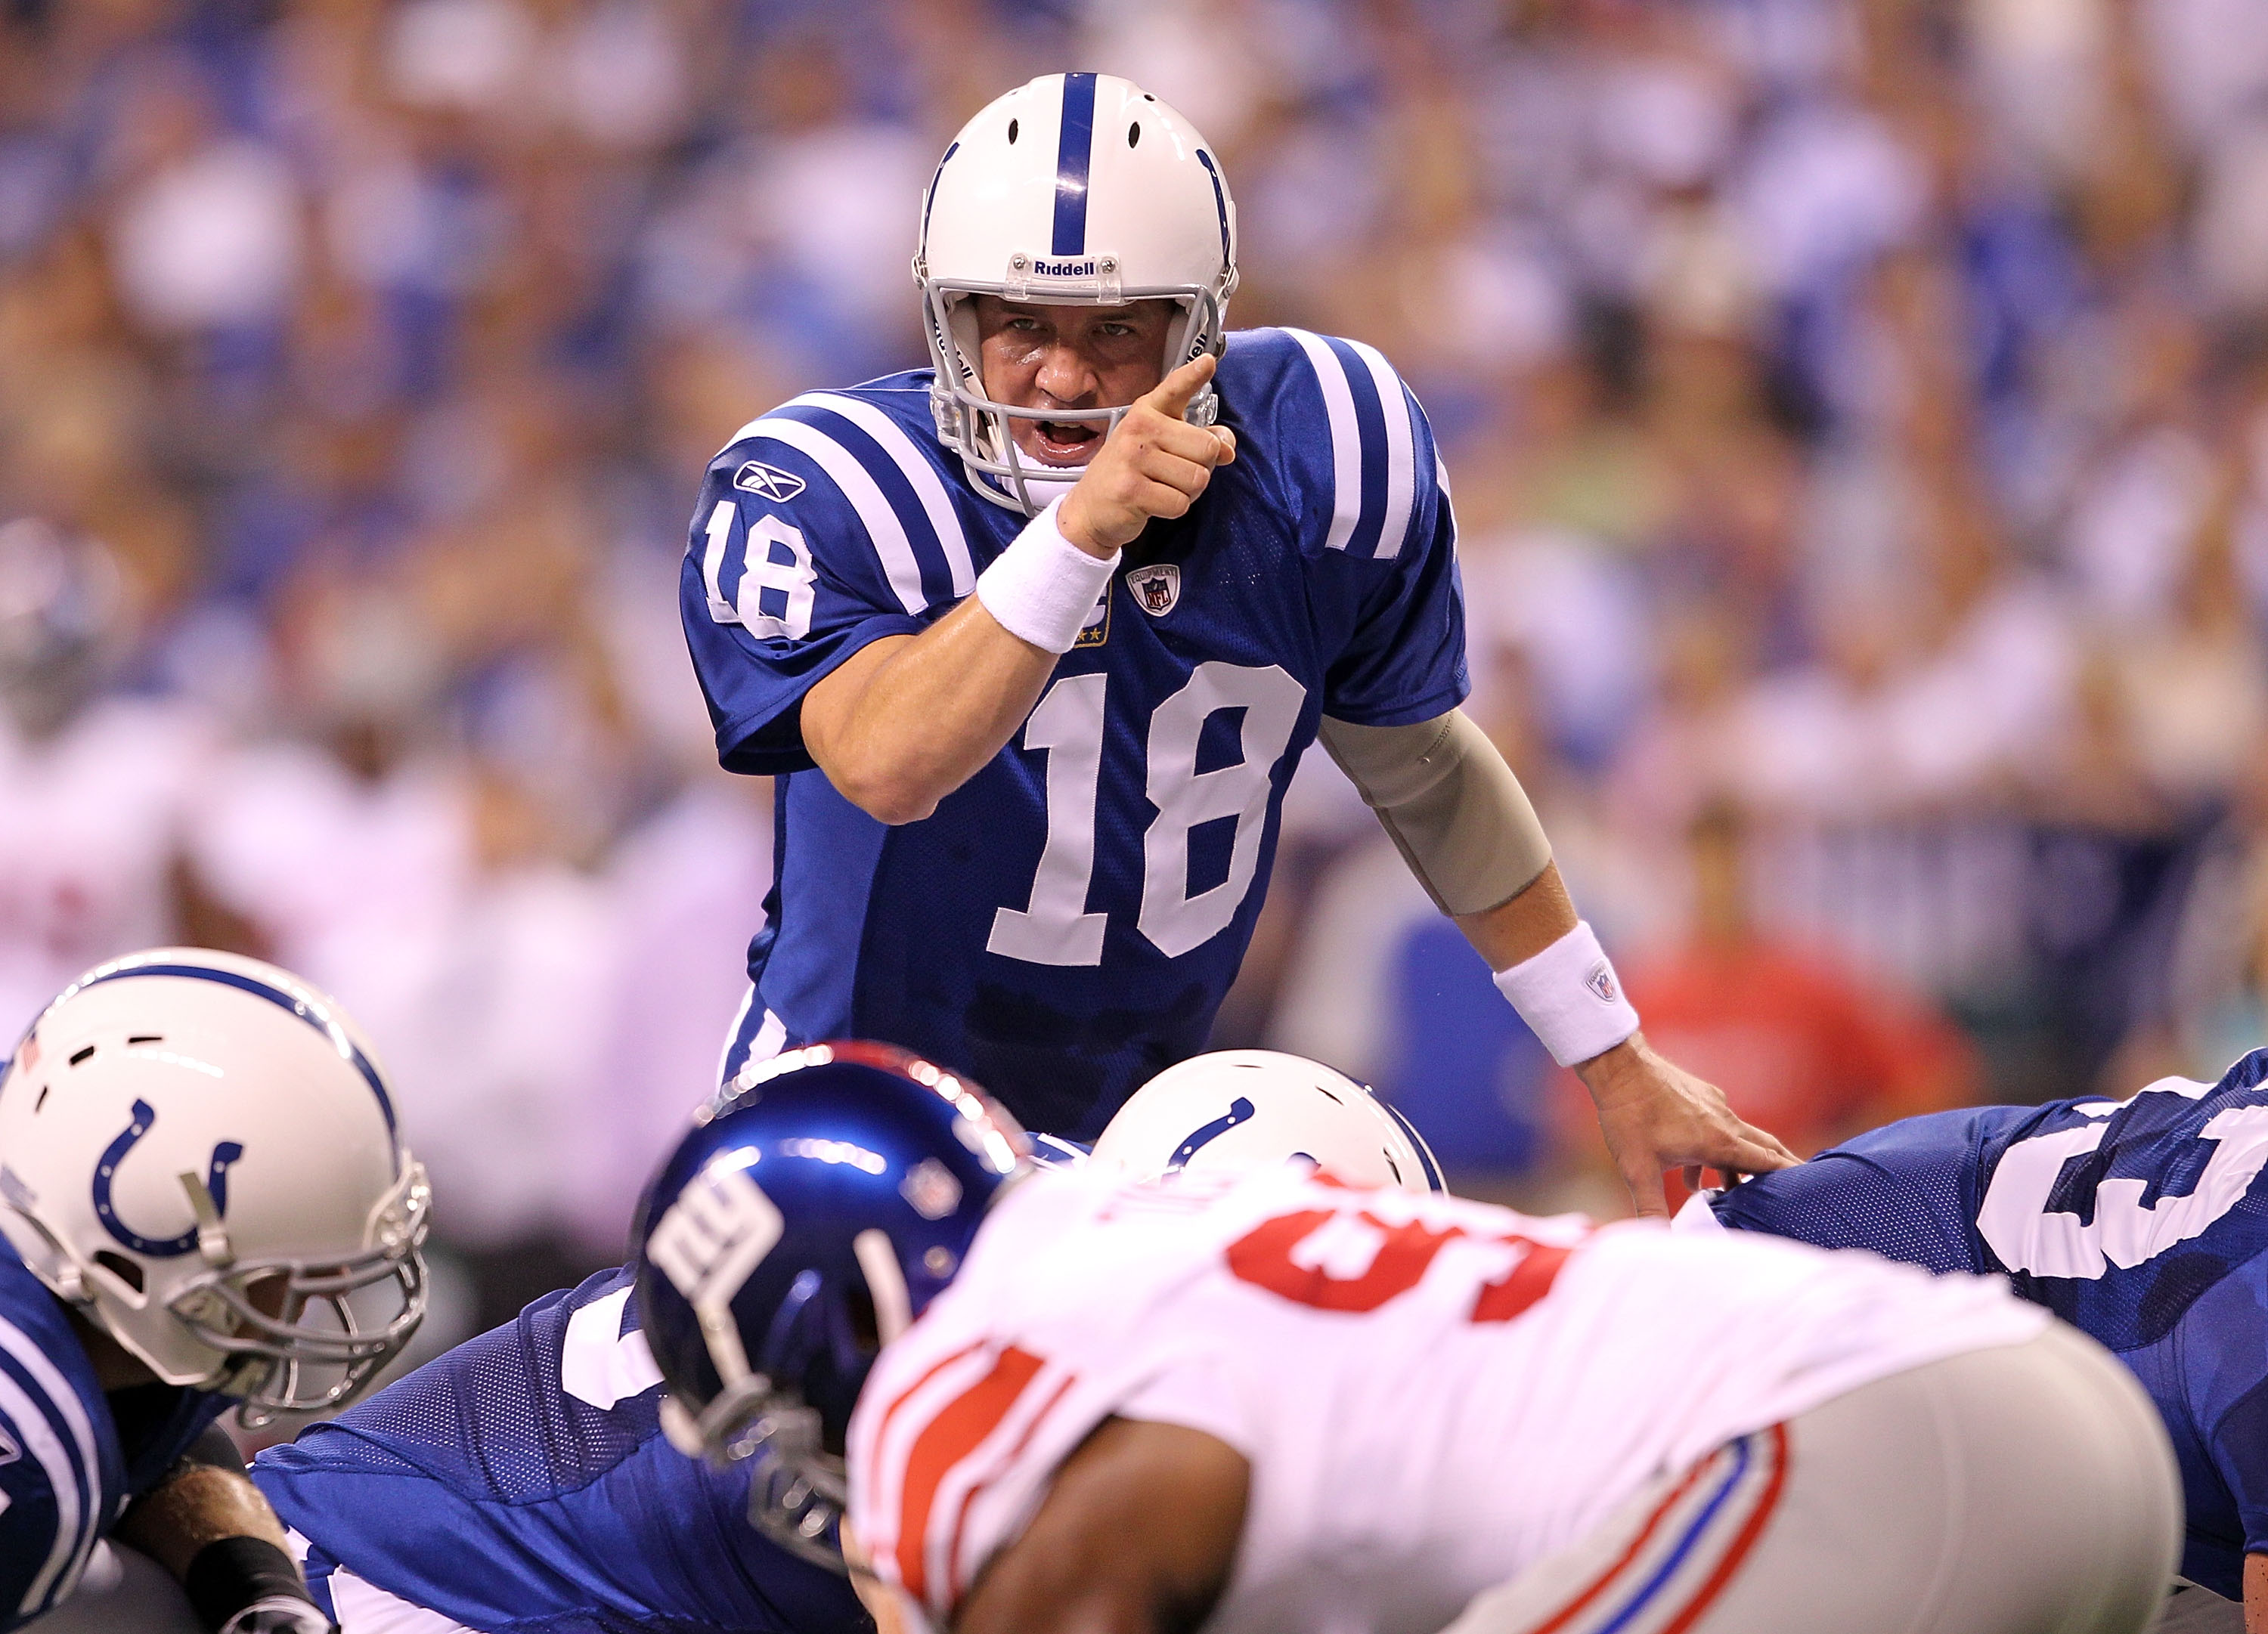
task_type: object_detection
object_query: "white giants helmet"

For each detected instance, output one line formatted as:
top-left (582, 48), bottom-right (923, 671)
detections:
top-left (1094, 1050), bottom-right (1445, 1193)
top-left (0, 950), bottom-right (430, 1422)
top-left (915, 72), bottom-right (1240, 513)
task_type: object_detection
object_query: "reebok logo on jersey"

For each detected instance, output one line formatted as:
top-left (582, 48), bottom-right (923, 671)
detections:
top-left (733, 461), bottom-right (806, 503)
top-left (1585, 961), bottom-right (1619, 1004)
top-left (1127, 563), bottom-right (1180, 617)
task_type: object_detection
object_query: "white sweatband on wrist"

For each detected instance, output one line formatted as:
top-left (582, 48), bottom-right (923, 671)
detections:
top-left (974, 499), bottom-right (1120, 654)
top-left (1492, 920), bottom-right (1641, 1067)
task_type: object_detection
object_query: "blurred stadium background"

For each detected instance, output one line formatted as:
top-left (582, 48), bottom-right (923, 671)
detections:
top-left (2, 0), bottom-right (2265, 1354)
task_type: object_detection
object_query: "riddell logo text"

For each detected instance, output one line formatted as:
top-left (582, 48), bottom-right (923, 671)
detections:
top-left (1033, 258), bottom-right (1098, 277)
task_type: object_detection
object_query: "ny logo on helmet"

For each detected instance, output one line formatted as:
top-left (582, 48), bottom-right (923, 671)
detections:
top-left (93, 1099), bottom-right (244, 1258)
top-left (649, 1158), bottom-right (784, 1311)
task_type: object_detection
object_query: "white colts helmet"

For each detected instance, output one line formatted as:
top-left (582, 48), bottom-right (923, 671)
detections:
top-left (916, 71), bottom-right (1240, 513)
top-left (1094, 1050), bottom-right (1445, 1193)
top-left (0, 949), bottom-right (430, 1422)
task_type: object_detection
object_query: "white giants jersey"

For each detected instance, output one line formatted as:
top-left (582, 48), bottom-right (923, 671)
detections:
top-left (847, 1167), bottom-right (2046, 1634)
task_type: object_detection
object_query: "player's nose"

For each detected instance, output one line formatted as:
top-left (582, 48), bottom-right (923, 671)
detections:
top-left (1033, 342), bottom-right (1101, 407)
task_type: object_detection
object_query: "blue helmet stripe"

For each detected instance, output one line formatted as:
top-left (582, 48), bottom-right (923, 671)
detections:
top-left (1196, 149), bottom-right (1231, 265)
top-left (1050, 73), bottom-right (1098, 256)
top-left (919, 141), bottom-right (959, 250)
top-left (1377, 1097), bottom-right (1445, 1192)
top-left (80, 962), bottom-right (398, 1140)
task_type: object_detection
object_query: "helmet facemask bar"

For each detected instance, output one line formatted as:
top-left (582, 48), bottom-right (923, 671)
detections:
top-left (920, 277), bottom-right (1228, 516)
top-left (167, 1162), bottom-right (431, 1425)
top-left (660, 1371), bottom-right (850, 1573)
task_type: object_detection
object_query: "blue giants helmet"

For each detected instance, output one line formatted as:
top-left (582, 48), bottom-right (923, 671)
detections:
top-left (633, 1041), bottom-right (1026, 1570)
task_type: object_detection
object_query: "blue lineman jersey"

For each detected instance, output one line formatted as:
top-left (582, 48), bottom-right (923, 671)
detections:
top-left (682, 328), bottom-right (1466, 1137)
top-left (253, 1263), bottom-right (867, 1634)
top-left (0, 1241), bottom-right (228, 1629)
top-left (1710, 1048), bottom-right (2268, 1597)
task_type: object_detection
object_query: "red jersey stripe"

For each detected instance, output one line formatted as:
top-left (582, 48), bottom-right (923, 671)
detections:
top-left (894, 1345), bottom-right (1049, 1607)
top-left (944, 1370), bottom-right (1082, 1604)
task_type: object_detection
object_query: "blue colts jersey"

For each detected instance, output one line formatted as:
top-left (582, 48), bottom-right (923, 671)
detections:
top-left (0, 1242), bottom-right (227, 1630)
top-left (253, 1263), bottom-right (866, 1634)
top-left (681, 328), bottom-right (1465, 1137)
top-left (1709, 1049), bottom-right (2268, 1598)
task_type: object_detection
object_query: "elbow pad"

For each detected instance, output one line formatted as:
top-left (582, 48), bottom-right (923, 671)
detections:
top-left (1318, 710), bottom-right (1551, 917)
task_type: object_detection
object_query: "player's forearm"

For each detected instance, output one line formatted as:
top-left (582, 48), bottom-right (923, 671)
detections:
top-left (2246, 1553), bottom-right (2267, 1633)
top-left (1457, 863), bottom-right (1646, 1079)
top-left (113, 1462), bottom-right (289, 1577)
top-left (804, 599), bottom-right (1060, 824)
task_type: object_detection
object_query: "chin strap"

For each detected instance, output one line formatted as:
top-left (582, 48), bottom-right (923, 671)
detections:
top-left (178, 1170), bottom-right (235, 1268)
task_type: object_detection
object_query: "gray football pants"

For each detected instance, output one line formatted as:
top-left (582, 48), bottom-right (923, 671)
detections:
top-left (1445, 1320), bottom-right (2183, 1634)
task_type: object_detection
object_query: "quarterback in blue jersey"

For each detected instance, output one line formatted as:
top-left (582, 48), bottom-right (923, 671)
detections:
top-left (683, 71), bottom-right (1792, 1208)
top-left (1687, 1050), bottom-right (2268, 1622)
top-left (0, 949), bottom-right (429, 1634)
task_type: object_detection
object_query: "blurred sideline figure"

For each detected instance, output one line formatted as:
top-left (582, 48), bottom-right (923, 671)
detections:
top-left (0, 523), bottom-right (233, 1041)
top-left (0, 950), bottom-right (429, 1634)
top-left (628, 1044), bottom-right (2179, 1634)
top-left (688, 71), bottom-right (1792, 1212)
top-left (1683, 1047), bottom-right (2268, 1631)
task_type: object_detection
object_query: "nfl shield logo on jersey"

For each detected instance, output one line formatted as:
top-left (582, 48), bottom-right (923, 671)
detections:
top-left (1127, 563), bottom-right (1180, 617)
top-left (733, 461), bottom-right (807, 503)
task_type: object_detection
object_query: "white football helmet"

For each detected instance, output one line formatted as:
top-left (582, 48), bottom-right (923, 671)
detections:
top-left (1093, 1050), bottom-right (1444, 1193)
top-left (915, 71), bottom-right (1240, 514)
top-left (0, 949), bottom-right (430, 1422)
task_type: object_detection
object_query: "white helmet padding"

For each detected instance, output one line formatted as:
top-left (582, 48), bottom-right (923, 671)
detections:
top-left (916, 72), bottom-right (1240, 514)
top-left (0, 949), bottom-right (430, 1423)
top-left (1094, 1050), bottom-right (1445, 1193)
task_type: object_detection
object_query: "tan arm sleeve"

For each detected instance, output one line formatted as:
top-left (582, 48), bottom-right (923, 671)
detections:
top-left (1318, 710), bottom-right (1553, 918)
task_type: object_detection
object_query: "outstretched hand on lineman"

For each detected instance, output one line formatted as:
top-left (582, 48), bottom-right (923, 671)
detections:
top-left (1057, 353), bottom-right (1237, 558)
top-left (1576, 1034), bottom-right (1802, 1218)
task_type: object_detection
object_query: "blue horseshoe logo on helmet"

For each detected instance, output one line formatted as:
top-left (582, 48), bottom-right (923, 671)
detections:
top-left (1167, 1097), bottom-right (1256, 1171)
top-left (92, 1100), bottom-right (244, 1258)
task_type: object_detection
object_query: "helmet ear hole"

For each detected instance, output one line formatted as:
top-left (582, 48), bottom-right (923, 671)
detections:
top-left (92, 1250), bottom-right (142, 1292)
top-left (1128, 122), bottom-right (1141, 148)
top-left (1006, 118), bottom-right (1018, 144)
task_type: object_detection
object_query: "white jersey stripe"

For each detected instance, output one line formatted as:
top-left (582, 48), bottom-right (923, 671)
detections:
top-left (1283, 329), bottom-right (1363, 553)
top-left (802, 394), bottom-right (977, 598)
top-left (0, 1345), bottom-right (89, 1616)
top-left (1346, 339), bottom-right (1418, 561)
top-left (743, 418), bottom-right (929, 616)
top-left (0, 1317), bottom-right (101, 1611)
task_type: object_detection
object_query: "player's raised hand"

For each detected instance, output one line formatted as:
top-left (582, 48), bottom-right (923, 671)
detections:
top-left (1576, 1035), bottom-right (1801, 1218)
top-left (1057, 353), bottom-right (1238, 557)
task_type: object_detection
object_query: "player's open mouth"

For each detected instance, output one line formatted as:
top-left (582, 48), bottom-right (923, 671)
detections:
top-left (1031, 420), bottom-right (1101, 463)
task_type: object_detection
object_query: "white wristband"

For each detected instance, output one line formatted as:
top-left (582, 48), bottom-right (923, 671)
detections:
top-left (975, 499), bottom-right (1120, 654)
top-left (1492, 921), bottom-right (1640, 1067)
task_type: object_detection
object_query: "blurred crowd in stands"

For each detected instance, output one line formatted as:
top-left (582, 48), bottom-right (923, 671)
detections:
top-left (2, 0), bottom-right (2266, 1324)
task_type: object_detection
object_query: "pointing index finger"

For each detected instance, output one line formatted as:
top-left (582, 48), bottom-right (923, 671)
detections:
top-left (1142, 352), bottom-right (1217, 421)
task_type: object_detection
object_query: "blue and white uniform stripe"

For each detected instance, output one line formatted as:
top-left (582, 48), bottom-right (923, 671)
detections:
top-left (725, 399), bottom-right (976, 615)
top-left (0, 1315), bottom-right (101, 1617)
top-left (1281, 327), bottom-right (1424, 561)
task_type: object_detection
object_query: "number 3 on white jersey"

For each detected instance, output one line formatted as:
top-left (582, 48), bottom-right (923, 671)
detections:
top-left (1978, 1086), bottom-right (2268, 1279)
top-left (987, 662), bottom-right (1306, 967)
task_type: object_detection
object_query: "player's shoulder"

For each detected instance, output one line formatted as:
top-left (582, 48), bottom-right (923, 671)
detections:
top-left (1218, 328), bottom-right (1442, 562)
top-left (0, 1249), bottom-right (114, 1626)
top-left (708, 371), bottom-right (953, 513)
top-left (696, 370), bottom-right (982, 614)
